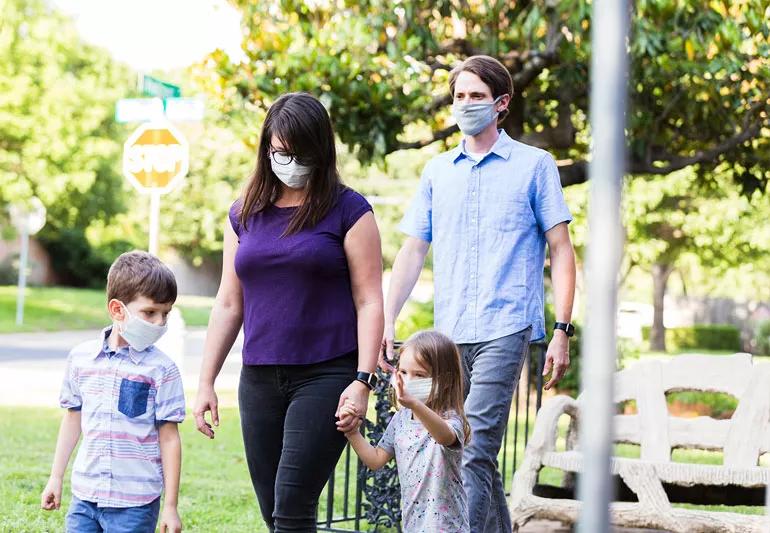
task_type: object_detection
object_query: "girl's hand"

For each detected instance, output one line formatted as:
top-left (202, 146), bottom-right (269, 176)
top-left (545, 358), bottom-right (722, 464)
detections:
top-left (336, 381), bottom-right (369, 433)
top-left (394, 372), bottom-right (418, 409)
top-left (40, 476), bottom-right (62, 510)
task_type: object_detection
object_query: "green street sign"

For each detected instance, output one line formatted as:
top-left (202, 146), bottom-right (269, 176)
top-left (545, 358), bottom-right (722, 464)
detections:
top-left (142, 75), bottom-right (181, 99)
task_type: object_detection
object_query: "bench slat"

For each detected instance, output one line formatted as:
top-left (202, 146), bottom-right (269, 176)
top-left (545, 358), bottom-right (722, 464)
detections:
top-left (542, 451), bottom-right (770, 488)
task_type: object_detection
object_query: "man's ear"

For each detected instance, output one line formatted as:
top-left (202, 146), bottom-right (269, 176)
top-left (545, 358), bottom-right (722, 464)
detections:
top-left (497, 94), bottom-right (511, 113)
top-left (107, 299), bottom-right (125, 322)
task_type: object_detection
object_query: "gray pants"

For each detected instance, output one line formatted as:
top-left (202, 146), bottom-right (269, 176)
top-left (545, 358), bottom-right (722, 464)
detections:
top-left (460, 327), bottom-right (532, 533)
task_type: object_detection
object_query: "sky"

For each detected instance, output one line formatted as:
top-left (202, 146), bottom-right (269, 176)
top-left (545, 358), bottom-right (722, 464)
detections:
top-left (52, 0), bottom-right (246, 71)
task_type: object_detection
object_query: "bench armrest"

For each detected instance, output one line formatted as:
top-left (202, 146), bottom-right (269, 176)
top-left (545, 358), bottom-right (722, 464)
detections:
top-left (528, 394), bottom-right (580, 457)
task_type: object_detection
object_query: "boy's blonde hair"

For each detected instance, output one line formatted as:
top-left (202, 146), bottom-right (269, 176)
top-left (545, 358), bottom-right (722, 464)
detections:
top-left (107, 251), bottom-right (177, 305)
top-left (398, 330), bottom-right (471, 444)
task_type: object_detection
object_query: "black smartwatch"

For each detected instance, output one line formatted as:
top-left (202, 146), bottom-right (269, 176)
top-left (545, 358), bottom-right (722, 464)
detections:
top-left (355, 371), bottom-right (378, 390)
top-left (553, 322), bottom-right (575, 337)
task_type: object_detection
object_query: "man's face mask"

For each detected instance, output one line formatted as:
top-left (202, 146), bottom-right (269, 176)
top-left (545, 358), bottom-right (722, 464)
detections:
top-left (451, 95), bottom-right (504, 136)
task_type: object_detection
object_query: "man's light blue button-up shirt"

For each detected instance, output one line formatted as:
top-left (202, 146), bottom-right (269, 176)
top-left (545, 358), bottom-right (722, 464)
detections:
top-left (400, 130), bottom-right (572, 343)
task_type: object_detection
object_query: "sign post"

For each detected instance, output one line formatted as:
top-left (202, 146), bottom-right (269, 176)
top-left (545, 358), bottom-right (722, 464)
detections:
top-left (122, 122), bottom-right (189, 254)
top-left (9, 198), bottom-right (46, 326)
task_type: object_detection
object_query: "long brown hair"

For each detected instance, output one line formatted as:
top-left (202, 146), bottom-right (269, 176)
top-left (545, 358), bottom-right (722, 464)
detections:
top-left (399, 330), bottom-right (471, 444)
top-left (239, 92), bottom-right (341, 234)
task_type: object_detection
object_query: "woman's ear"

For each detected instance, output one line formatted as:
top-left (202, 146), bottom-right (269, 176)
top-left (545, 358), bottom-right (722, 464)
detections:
top-left (107, 299), bottom-right (125, 322)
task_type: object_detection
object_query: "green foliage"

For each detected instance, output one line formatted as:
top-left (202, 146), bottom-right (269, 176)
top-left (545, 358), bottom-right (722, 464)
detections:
top-left (199, 0), bottom-right (770, 193)
top-left (0, 0), bottom-right (137, 284)
top-left (666, 391), bottom-right (738, 419)
top-left (752, 320), bottom-right (770, 356)
top-left (395, 299), bottom-right (434, 341)
top-left (641, 324), bottom-right (741, 352)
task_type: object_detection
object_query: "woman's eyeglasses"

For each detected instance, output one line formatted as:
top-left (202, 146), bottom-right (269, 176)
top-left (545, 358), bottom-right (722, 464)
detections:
top-left (269, 150), bottom-right (297, 166)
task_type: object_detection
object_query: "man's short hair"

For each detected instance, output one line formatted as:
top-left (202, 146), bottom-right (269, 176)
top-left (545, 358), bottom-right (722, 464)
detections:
top-left (449, 55), bottom-right (514, 121)
top-left (107, 251), bottom-right (177, 305)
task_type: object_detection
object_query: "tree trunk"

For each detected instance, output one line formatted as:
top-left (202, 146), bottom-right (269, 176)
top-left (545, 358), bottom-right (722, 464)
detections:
top-left (650, 263), bottom-right (674, 352)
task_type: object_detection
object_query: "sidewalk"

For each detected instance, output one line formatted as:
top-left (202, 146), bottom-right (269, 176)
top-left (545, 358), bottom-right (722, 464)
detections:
top-left (0, 327), bottom-right (242, 407)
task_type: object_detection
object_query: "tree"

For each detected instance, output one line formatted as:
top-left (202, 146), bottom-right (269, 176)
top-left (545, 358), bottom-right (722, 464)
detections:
top-left (197, 0), bottom-right (770, 193)
top-left (0, 0), bottom-right (135, 285)
top-left (623, 170), bottom-right (768, 351)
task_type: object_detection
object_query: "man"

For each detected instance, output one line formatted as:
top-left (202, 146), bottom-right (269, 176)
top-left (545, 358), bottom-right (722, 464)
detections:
top-left (382, 55), bottom-right (576, 532)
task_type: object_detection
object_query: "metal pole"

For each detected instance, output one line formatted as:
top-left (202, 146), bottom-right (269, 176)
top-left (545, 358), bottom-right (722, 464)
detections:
top-left (15, 225), bottom-right (29, 326)
top-left (148, 191), bottom-right (161, 255)
top-left (576, 1), bottom-right (629, 532)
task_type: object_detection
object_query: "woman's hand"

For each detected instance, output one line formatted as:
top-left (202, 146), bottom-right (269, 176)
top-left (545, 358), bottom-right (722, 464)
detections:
top-left (335, 380), bottom-right (369, 433)
top-left (193, 384), bottom-right (219, 439)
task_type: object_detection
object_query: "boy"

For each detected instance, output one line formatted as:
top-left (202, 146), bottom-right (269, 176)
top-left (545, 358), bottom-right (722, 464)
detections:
top-left (41, 251), bottom-right (185, 533)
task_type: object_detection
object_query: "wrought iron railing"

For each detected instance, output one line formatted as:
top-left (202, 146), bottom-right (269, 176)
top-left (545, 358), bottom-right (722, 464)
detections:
top-left (317, 341), bottom-right (547, 532)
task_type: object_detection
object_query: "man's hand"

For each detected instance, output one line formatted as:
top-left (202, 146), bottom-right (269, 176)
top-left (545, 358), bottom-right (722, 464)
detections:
top-left (379, 324), bottom-right (396, 372)
top-left (159, 505), bottom-right (182, 533)
top-left (543, 332), bottom-right (570, 390)
top-left (40, 476), bottom-right (62, 511)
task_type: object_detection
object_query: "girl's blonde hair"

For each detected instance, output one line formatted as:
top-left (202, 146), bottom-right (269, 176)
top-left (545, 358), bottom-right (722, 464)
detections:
top-left (398, 330), bottom-right (471, 444)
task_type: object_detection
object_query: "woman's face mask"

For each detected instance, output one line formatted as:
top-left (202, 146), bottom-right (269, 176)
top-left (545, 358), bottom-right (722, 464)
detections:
top-left (451, 95), bottom-right (504, 136)
top-left (269, 149), bottom-right (313, 189)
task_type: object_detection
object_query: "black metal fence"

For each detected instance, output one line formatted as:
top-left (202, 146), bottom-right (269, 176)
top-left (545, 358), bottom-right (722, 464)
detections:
top-left (317, 341), bottom-right (547, 532)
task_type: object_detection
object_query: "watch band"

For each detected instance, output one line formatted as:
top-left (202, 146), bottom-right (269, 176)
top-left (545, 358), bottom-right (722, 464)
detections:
top-left (355, 371), bottom-right (378, 390)
top-left (553, 322), bottom-right (575, 337)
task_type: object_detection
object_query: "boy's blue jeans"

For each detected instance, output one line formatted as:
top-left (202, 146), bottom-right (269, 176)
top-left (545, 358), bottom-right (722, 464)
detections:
top-left (460, 327), bottom-right (532, 533)
top-left (65, 495), bottom-right (160, 533)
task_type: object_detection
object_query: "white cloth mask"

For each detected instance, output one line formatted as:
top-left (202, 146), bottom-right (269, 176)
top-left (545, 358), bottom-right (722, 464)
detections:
top-left (271, 159), bottom-right (313, 189)
top-left (404, 377), bottom-right (433, 403)
top-left (117, 303), bottom-right (167, 352)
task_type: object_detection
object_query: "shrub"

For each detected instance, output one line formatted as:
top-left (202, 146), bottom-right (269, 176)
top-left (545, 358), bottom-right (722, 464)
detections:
top-left (641, 324), bottom-right (741, 352)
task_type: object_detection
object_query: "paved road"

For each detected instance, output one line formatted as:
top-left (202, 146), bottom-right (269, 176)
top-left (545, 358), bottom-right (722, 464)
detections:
top-left (0, 326), bottom-right (243, 406)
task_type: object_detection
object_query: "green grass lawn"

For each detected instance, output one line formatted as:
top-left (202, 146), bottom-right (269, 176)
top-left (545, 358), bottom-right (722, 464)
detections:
top-left (4, 403), bottom-right (764, 533)
top-left (0, 286), bottom-right (214, 332)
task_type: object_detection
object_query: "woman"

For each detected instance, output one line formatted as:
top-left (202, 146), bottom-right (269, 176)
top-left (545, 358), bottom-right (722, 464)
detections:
top-left (193, 92), bottom-right (383, 532)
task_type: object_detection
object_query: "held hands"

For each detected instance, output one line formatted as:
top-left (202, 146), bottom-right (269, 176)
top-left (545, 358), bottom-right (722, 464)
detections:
top-left (543, 332), bottom-right (570, 390)
top-left (159, 505), bottom-right (182, 533)
top-left (40, 476), bottom-right (62, 511)
top-left (335, 380), bottom-right (369, 434)
top-left (338, 399), bottom-right (363, 437)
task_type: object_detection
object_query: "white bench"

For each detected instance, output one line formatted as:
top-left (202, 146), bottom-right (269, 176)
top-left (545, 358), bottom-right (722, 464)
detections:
top-left (510, 353), bottom-right (770, 532)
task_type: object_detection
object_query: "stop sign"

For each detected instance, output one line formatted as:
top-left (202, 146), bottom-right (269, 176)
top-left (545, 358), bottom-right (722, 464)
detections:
top-left (123, 122), bottom-right (189, 194)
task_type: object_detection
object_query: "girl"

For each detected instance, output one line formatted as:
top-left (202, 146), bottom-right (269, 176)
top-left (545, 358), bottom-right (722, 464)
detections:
top-left (341, 330), bottom-right (471, 532)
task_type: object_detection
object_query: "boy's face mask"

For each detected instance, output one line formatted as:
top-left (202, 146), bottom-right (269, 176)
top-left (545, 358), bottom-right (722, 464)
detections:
top-left (117, 302), bottom-right (167, 351)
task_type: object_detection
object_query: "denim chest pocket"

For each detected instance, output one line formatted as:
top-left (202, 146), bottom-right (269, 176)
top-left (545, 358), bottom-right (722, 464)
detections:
top-left (118, 378), bottom-right (151, 418)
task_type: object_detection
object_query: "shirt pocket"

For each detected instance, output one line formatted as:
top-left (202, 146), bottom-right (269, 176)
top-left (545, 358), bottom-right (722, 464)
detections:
top-left (501, 193), bottom-right (535, 232)
top-left (118, 378), bottom-right (150, 418)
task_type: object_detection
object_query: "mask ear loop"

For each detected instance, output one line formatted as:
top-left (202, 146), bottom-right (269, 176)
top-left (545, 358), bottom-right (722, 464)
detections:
top-left (115, 301), bottom-right (130, 335)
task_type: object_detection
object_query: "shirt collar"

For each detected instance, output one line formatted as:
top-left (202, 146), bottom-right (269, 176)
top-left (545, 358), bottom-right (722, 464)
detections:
top-left (92, 326), bottom-right (148, 364)
top-left (452, 129), bottom-right (515, 164)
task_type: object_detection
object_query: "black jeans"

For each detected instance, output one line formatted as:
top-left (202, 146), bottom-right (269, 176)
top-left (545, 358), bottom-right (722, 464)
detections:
top-left (239, 351), bottom-right (356, 532)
